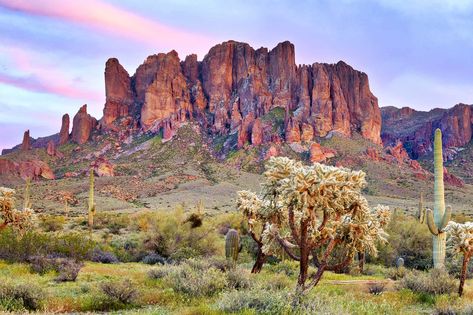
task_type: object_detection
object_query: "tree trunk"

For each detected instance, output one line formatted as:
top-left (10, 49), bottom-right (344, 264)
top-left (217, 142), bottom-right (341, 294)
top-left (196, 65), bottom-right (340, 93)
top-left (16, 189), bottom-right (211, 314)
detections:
top-left (358, 251), bottom-right (365, 273)
top-left (251, 247), bottom-right (266, 274)
top-left (297, 220), bottom-right (309, 289)
top-left (459, 254), bottom-right (470, 297)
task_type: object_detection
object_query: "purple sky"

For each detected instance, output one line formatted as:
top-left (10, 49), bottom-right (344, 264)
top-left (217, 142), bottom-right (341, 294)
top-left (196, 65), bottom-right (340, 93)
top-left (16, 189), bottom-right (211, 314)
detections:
top-left (1, 0), bottom-right (472, 151)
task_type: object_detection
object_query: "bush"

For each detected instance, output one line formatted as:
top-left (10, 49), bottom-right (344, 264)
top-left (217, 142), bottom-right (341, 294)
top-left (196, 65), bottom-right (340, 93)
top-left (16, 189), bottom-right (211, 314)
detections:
top-left (38, 215), bottom-right (65, 232)
top-left (446, 254), bottom-right (473, 279)
top-left (161, 259), bottom-right (227, 297)
top-left (0, 229), bottom-right (96, 262)
top-left (141, 208), bottom-right (222, 261)
top-left (371, 214), bottom-right (432, 270)
top-left (386, 266), bottom-right (408, 280)
top-left (399, 269), bottom-right (457, 295)
top-left (148, 267), bottom-right (169, 280)
top-left (368, 282), bottom-right (386, 295)
top-left (226, 268), bottom-right (252, 289)
top-left (28, 255), bottom-right (83, 282)
top-left (214, 289), bottom-right (289, 314)
top-left (0, 282), bottom-right (45, 311)
top-left (100, 280), bottom-right (137, 305)
top-left (90, 248), bottom-right (119, 264)
top-left (141, 253), bottom-right (166, 265)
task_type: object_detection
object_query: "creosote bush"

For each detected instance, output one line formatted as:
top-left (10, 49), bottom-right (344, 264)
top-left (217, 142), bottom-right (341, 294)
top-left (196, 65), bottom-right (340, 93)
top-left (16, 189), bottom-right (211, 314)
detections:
top-left (38, 214), bottom-right (65, 232)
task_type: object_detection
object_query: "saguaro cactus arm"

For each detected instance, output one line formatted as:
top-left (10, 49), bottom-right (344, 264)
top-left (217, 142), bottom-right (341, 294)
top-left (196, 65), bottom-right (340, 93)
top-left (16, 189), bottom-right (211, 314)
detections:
top-left (426, 209), bottom-right (439, 235)
top-left (440, 205), bottom-right (452, 231)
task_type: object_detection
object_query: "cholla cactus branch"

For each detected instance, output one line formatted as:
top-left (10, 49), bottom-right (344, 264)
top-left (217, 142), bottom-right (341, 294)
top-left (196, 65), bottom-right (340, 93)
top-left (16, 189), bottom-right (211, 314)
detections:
top-left (445, 221), bottom-right (473, 296)
top-left (0, 187), bottom-right (34, 235)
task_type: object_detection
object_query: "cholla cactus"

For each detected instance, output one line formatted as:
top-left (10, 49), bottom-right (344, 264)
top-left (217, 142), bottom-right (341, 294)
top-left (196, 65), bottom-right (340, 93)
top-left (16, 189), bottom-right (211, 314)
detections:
top-left (0, 187), bottom-right (33, 235)
top-left (426, 129), bottom-right (452, 269)
top-left (445, 221), bottom-right (473, 296)
top-left (238, 157), bottom-right (390, 295)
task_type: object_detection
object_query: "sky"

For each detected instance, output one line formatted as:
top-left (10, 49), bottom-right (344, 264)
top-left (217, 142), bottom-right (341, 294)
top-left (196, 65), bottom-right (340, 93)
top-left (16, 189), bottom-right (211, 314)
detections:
top-left (0, 0), bottom-right (473, 151)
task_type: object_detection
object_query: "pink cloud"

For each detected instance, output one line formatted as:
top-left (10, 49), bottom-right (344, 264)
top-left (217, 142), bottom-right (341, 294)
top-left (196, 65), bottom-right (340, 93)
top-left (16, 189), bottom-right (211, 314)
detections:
top-left (0, 46), bottom-right (102, 101)
top-left (0, 0), bottom-right (215, 57)
top-left (0, 72), bottom-right (102, 101)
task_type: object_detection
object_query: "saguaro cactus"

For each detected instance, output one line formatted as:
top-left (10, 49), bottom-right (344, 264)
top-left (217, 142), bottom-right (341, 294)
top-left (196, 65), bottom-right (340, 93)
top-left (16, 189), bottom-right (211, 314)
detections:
top-left (88, 169), bottom-right (96, 229)
top-left (418, 192), bottom-right (425, 224)
top-left (425, 129), bottom-right (452, 269)
top-left (225, 229), bottom-right (240, 267)
top-left (23, 178), bottom-right (32, 210)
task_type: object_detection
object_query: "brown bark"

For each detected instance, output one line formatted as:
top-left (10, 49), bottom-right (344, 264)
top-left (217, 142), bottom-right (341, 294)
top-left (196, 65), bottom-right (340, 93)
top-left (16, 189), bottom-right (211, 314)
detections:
top-left (358, 251), bottom-right (365, 273)
top-left (251, 248), bottom-right (267, 273)
top-left (459, 253), bottom-right (471, 297)
top-left (297, 219), bottom-right (310, 288)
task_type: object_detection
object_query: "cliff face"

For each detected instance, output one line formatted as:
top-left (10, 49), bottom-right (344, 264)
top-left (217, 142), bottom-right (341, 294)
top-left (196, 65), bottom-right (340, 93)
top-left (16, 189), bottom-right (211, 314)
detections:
top-left (381, 104), bottom-right (473, 158)
top-left (101, 40), bottom-right (382, 145)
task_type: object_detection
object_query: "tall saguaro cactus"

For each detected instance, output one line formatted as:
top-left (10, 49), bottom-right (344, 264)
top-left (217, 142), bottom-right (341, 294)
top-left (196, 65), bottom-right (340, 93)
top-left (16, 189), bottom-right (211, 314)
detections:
top-left (88, 169), bottom-right (96, 229)
top-left (426, 129), bottom-right (452, 269)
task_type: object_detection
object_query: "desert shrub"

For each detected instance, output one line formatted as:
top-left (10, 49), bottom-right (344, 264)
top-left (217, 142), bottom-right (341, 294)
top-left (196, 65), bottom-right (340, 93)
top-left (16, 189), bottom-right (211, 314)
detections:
top-left (386, 266), bottom-right (408, 280)
top-left (368, 282), bottom-right (386, 295)
top-left (399, 269), bottom-right (457, 295)
top-left (142, 208), bottom-right (221, 261)
top-left (38, 214), bottom-right (65, 232)
top-left (266, 260), bottom-right (299, 276)
top-left (226, 268), bottom-right (252, 289)
top-left (0, 228), bottom-right (95, 262)
top-left (90, 248), bottom-right (119, 264)
top-left (0, 282), bottom-right (45, 311)
top-left (28, 255), bottom-right (83, 281)
top-left (54, 259), bottom-right (83, 282)
top-left (161, 259), bottom-right (227, 297)
top-left (109, 235), bottom-right (146, 262)
top-left (214, 289), bottom-right (289, 314)
top-left (371, 214), bottom-right (432, 270)
top-left (94, 213), bottom-right (130, 233)
top-left (446, 254), bottom-right (473, 279)
top-left (148, 266), bottom-right (170, 280)
top-left (100, 280), bottom-right (137, 304)
top-left (262, 273), bottom-right (292, 290)
top-left (141, 253), bottom-right (166, 265)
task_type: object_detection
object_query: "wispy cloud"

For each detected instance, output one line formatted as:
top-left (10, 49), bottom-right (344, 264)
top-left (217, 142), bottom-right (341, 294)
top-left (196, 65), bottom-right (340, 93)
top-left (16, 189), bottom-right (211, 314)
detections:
top-left (0, 0), bottom-right (215, 56)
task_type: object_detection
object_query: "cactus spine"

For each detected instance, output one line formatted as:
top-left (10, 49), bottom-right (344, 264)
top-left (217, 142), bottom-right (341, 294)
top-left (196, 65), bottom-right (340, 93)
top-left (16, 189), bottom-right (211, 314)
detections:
top-left (88, 169), bottom-right (96, 229)
top-left (23, 177), bottom-right (32, 210)
top-left (225, 229), bottom-right (240, 267)
top-left (426, 129), bottom-right (451, 269)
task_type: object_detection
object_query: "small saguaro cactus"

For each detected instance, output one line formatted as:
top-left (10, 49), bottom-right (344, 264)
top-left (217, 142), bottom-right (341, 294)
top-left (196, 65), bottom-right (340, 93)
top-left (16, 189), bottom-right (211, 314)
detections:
top-left (88, 169), bottom-right (96, 229)
top-left (23, 177), bottom-right (32, 210)
top-left (396, 257), bottom-right (404, 268)
top-left (418, 192), bottom-right (425, 224)
top-left (225, 229), bottom-right (240, 267)
top-left (425, 129), bottom-right (452, 269)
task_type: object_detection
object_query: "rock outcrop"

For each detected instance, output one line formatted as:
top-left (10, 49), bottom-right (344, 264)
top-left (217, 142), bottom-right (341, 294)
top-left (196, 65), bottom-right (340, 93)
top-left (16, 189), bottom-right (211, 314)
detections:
top-left (382, 103), bottom-right (473, 159)
top-left (21, 130), bottom-right (31, 151)
top-left (102, 58), bottom-right (134, 128)
top-left (71, 105), bottom-right (97, 144)
top-left (96, 40), bottom-right (381, 146)
top-left (0, 158), bottom-right (55, 180)
top-left (59, 114), bottom-right (70, 145)
top-left (309, 143), bottom-right (336, 163)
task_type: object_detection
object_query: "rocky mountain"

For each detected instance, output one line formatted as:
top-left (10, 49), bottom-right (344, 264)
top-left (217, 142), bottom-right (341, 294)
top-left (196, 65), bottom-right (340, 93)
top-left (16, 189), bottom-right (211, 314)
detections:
top-left (381, 103), bottom-right (473, 159)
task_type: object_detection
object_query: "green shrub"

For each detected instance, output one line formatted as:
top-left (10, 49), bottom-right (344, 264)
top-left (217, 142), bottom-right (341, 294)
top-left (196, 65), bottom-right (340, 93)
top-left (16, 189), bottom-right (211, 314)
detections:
top-left (100, 280), bottom-right (137, 304)
top-left (399, 269), bottom-right (457, 295)
top-left (214, 289), bottom-right (289, 314)
top-left (0, 228), bottom-right (96, 262)
top-left (371, 214), bottom-right (432, 270)
top-left (161, 259), bottom-right (227, 297)
top-left (226, 267), bottom-right (252, 289)
top-left (386, 266), bottom-right (408, 280)
top-left (266, 260), bottom-right (299, 276)
top-left (0, 282), bottom-right (45, 311)
top-left (38, 215), bottom-right (65, 232)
